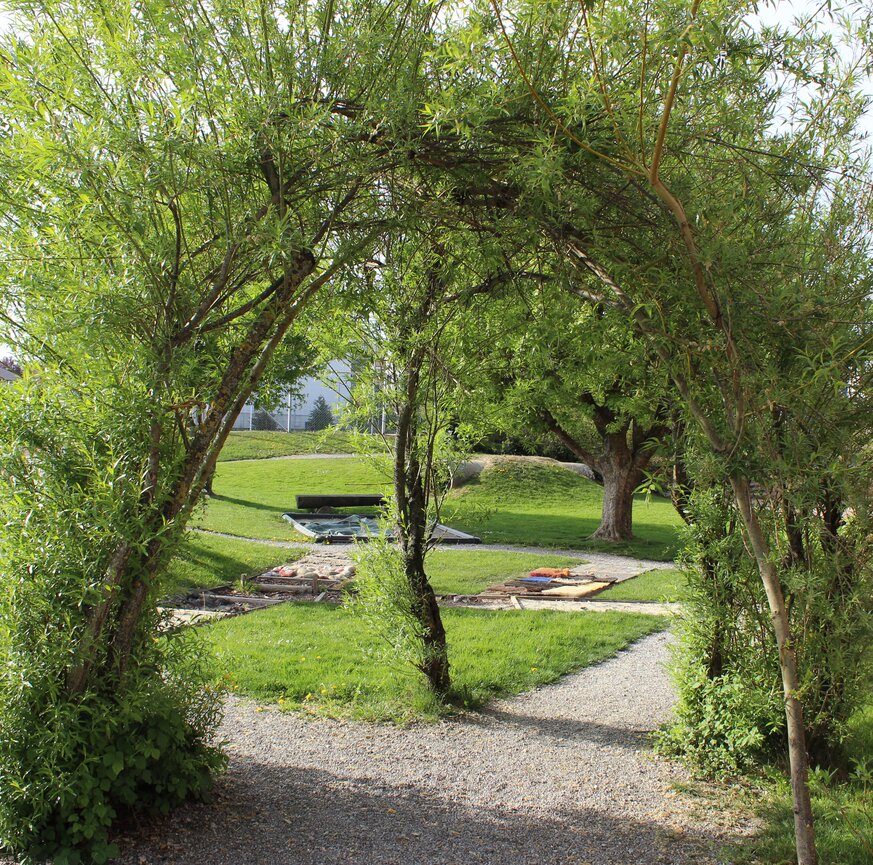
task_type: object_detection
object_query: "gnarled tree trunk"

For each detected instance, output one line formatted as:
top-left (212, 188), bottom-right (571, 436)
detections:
top-left (394, 345), bottom-right (450, 696)
top-left (591, 430), bottom-right (642, 540)
top-left (542, 408), bottom-right (667, 542)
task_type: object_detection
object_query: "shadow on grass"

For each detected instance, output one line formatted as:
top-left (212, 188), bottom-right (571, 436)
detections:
top-left (207, 493), bottom-right (284, 513)
top-left (115, 761), bottom-right (721, 865)
top-left (442, 508), bottom-right (679, 560)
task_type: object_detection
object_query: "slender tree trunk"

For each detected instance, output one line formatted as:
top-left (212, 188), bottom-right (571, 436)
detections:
top-left (401, 518), bottom-right (450, 695)
top-left (731, 476), bottom-right (818, 865)
top-left (394, 356), bottom-right (450, 695)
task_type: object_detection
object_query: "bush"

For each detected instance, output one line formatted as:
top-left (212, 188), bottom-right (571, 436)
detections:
top-left (659, 483), bottom-right (873, 776)
top-left (0, 380), bottom-right (225, 863)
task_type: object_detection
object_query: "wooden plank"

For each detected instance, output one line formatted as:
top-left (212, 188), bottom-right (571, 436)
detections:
top-left (540, 582), bottom-right (611, 598)
top-left (204, 594), bottom-right (287, 606)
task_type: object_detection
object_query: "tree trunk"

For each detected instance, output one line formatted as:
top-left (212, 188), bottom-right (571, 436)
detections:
top-left (394, 355), bottom-right (451, 696)
top-left (540, 408), bottom-right (665, 543)
top-left (731, 476), bottom-right (818, 865)
top-left (592, 448), bottom-right (641, 541)
top-left (403, 541), bottom-right (451, 695)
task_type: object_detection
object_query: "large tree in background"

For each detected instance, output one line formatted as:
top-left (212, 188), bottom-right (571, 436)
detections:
top-left (0, 0), bottom-right (440, 857)
top-left (472, 281), bottom-right (672, 541)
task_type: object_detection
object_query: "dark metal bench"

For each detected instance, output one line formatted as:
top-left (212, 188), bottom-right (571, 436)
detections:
top-left (295, 493), bottom-right (386, 510)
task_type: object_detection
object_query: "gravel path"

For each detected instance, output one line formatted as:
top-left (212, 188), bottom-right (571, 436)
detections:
top-left (114, 632), bottom-right (726, 865)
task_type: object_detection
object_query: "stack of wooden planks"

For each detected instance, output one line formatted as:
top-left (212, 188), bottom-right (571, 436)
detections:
top-left (478, 573), bottom-right (617, 601)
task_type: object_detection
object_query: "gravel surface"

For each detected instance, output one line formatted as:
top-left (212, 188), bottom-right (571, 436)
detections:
top-left (113, 631), bottom-right (729, 865)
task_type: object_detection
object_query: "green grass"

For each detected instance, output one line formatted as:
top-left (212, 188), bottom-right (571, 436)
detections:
top-left (206, 602), bottom-right (665, 721)
top-left (218, 430), bottom-right (383, 461)
top-left (163, 533), bottom-right (302, 596)
top-left (443, 461), bottom-right (682, 560)
top-left (597, 567), bottom-right (686, 602)
top-left (734, 703), bottom-right (873, 865)
top-left (198, 456), bottom-right (682, 559)
top-left (194, 455), bottom-right (391, 540)
top-left (426, 550), bottom-right (586, 595)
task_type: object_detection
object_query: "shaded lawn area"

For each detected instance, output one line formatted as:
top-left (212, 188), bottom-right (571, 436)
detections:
top-left (198, 456), bottom-right (682, 560)
top-left (206, 603), bottom-right (665, 721)
top-left (218, 429), bottom-right (381, 462)
top-left (194, 455), bottom-right (391, 541)
top-left (597, 568), bottom-right (687, 602)
top-left (426, 550), bottom-right (586, 595)
top-left (163, 533), bottom-right (304, 596)
top-left (443, 461), bottom-right (682, 561)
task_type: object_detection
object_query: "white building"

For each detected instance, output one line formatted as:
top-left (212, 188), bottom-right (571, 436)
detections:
top-left (232, 361), bottom-right (353, 432)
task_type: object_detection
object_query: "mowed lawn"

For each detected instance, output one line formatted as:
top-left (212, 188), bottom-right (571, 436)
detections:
top-left (206, 602), bottom-right (665, 721)
top-left (163, 533), bottom-right (305, 596)
top-left (443, 461), bottom-right (682, 560)
top-left (197, 455), bottom-right (682, 559)
top-left (218, 429), bottom-right (377, 461)
top-left (597, 568), bottom-right (687, 602)
top-left (426, 550), bottom-right (586, 595)
top-left (195, 455), bottom-right (392, 541)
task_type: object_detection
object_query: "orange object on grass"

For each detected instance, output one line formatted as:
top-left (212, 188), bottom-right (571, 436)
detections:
top-left (528, 567), bottom-right (571, 578)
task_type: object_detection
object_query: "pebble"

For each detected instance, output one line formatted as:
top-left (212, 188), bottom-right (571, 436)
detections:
top-left (109, 632), bottom-right (736, 865)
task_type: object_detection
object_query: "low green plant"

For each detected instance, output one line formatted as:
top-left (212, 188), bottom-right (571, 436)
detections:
top-left (661, 482), bottom-right (872, 778)
top-left (657, 666), bottom-right (783, 777)
top-left (350, 533), bottom-right (437, 684)
top-left (732, 704), bottom-right (873, 865)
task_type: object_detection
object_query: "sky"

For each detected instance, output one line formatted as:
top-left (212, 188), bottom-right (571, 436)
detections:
top-left (754, 0), bottom-right (873, 141)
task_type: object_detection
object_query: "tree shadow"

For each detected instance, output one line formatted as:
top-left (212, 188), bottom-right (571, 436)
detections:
top-left (207, 493), bottom-right (285, 513)
top-left (467, 707), bottom-right (654, 751)
top-left (114, 761), bottom-right (724, 865)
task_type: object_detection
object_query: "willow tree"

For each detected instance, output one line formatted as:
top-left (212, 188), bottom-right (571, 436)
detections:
top-left (0, 0), bottom-right (441, 857)
top-left (425, 1), bottom-right (873, 863)
top-left (325, 220), bottom-right (492, 695)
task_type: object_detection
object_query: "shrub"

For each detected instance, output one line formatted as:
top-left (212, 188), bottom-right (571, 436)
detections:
top-left (0, 380), bottom-right (225, 863)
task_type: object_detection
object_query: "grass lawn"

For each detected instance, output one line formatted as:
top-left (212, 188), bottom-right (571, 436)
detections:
top-left (194, 455), bottom-right (391, 540)
top-left (597, 567), bottom-right (687, 602)
top-left (426, 550), bottom-right (586, 595)
top-left (198, 456), bottom-right (682, 559)
top-left (206, 602), bottom-right (665, 721)
top-left (443, 461), bottom-right (682, 560)
top-left (218, 429), bottom-right (379, 461)
top-left (163, 533), bottom-right (303, 596)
